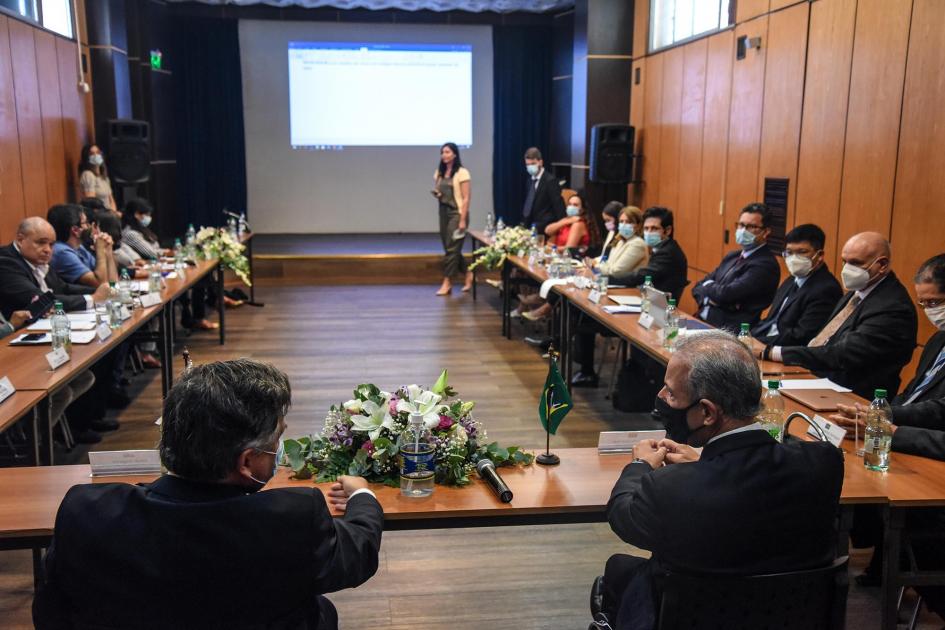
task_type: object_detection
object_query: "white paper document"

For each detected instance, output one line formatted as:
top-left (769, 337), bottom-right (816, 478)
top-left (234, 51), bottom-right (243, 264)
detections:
top-left (11, 331), bottom-right (97, 345)
top-left (608, 295), bottom-right (642, 307)
top-left (28, 316), bottom-right (97, 331)
top-left (777, 378), bottom-right (852, 393)
top-left (603, 305), bottom-right (642, 314)
top-left (539, 278), bottom-right (568, 299)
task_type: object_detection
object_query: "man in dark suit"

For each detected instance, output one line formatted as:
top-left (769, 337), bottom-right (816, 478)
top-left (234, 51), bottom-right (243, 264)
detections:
top-left (765, 232), bottom-right (918, 399)
top-left (521, 147), bottom-right (565, 234)
top-left (691, 202), bottom-right (781, 331)
top-left (0, 217), bottom-right (108, 319)
top-left (597, 331), bottom-right (843, 629)
top-left (752, 223), bottom-right (843, 347)
top-left (34, 359), bottom-right (384, 630)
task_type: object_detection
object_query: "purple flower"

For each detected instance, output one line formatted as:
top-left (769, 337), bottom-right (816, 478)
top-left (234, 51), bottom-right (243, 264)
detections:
top-left (437, 415), bottom-right (454, 430)
top-left (362, 440), bottom-right (375, 454)
top-left (389, 397), bottom-right (399, 416)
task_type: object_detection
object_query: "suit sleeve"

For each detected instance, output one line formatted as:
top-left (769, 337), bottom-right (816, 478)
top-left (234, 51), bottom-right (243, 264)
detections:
top-left (892, 426), bottom-right (945, 461)
top-left (700, 257), bottom-right (779, 308)
top-left (606, 462), bottom-right (663, 551)
top-left (690, 264), bottom-right (721, 304)
top-left (892, 399), bottom-right (945, 431)
top-left (612, 249), bottom-right (667, 289)
top-left (0, 259), bottom-right (47, 318)
top-left (309, 491), bottom-right (384, 594)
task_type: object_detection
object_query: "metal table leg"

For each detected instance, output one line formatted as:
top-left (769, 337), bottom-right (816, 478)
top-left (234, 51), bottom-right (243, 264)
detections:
top-left (247, 236), bottom-right (256, 304)
top-left (33, 396), bottom-right (54, 465)
top-left (470, 237), bottom-right (479, 301)
top-left (564, 299), bottom-right (573, 390)
top-left (159, 305), bottom-right (171, 398)
top-left (881, 506), bottom-right (906, 630)
top-left (502, 260), bottom-right (511, 339)
top-left (217, 264), bottom-right (225, 345)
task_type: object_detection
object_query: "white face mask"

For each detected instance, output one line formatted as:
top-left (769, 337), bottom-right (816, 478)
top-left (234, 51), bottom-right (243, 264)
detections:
top-left (526, 163), bottom-right (540, 176)
top-left (925, 303), bottom-right (945, 331)
top-left (90, 154), bottom-right (104, 167)
top-left (841, 262), bottom-right (872, 292)
top-left (139, 215), bottom-right (152, 228)
top-left (566, 205), bottom-right (581, 217)
top-left (784, 254), bottom-right (813, 278)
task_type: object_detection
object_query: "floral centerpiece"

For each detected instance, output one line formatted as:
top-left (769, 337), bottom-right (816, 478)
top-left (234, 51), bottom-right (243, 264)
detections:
top-left (283, 370), bottom-right (533, 486)
top-left (194, 227), bottom-right (252, 286)
top-left (469, 225), bottom-right (533, 271)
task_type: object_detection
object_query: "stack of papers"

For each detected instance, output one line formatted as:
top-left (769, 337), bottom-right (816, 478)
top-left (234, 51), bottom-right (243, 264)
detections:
top-left (602, 305), bottom-right (641, 314)
top-left (11, 331), bottom-right (98, 345)
top-left (28, 313), bottom-right (97, 332)
top-left (771, 378), bottom-right (852, 393)
top-left (608, 295), bottom-right (642, 307)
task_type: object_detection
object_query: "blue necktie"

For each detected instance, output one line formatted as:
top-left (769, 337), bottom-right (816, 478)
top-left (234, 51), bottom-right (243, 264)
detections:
top-left (523, 179), bottom-right (537, 221)
top-left (905, 348), bottom-right (945, 404)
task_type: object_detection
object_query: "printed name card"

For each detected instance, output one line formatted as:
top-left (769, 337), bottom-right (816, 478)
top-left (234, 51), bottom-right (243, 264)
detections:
top-left (45, 347), bottom-right (70, 370)
top-left (120, 306), bottom-right (132, 321)
top-left (598, 430), bottom-right (667, 454)
top-left (96, 322), bottom-right (112, 341)
top-left (638, 312), bottom-right (655, 330)
top-left (139, 293), bottom-right (161, 308)
top-left (0, 376), bottom-right (14, 405)
top-left (89, 450), bottom-right (162, 477)
top-left (588, 289), bottom-right (601, 304)
top-left (809, 415), bottom-right (848, 448)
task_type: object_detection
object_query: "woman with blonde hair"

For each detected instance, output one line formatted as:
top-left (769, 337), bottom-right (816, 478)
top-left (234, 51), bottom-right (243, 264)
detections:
top-left (595, 206), bottom-right (647, 277)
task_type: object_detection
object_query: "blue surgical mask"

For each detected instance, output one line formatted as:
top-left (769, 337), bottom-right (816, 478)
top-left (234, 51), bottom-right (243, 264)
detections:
top-left (90, 154), bottom-right (104, 167)
top-left (526, 163), bottom-right (540, 176)
top-left (139, 215), bottom-right (152, 228)
top-left (644, 232), bottom-right (663, 248)
top-left (249, 441), bottom-right (284, 488)
top-left (618, 223), bottom-right (634, 239)
top-left (566, 205), bottom-right (580, 217)
top-left (735, 227), bottom-right (756, 248)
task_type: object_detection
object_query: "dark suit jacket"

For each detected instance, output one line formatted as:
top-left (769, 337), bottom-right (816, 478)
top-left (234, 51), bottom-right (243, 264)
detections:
top-left (890, 331), bottom-right (945, 460)
top-left (691, 246), bottom-right (781, 330)
top-left (781, 272), bottom-right (918, 399)
top-left (33, 475), bottom-right (384, 630)
top-left (610, 238), bottom-right (689, 301)
top-left (752, 264), bottom-right (843, 347)
top-left (522, 169), bottom-right (565, 234)
top-left (607, 430), bottom-right (843, 627)
top-left (0, 243), bottom-right (92, 318)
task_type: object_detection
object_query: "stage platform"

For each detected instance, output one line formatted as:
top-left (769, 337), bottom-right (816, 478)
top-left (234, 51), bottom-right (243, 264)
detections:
top-left (253, 233), bottom-right (443, 256)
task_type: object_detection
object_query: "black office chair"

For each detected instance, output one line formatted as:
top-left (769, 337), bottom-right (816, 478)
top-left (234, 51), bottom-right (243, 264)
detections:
top-left (589, 556), bottom-right (849, 630)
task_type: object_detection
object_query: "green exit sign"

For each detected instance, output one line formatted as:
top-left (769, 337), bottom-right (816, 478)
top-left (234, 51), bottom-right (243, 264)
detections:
top-left (150, 50), bottom-right (163, 70)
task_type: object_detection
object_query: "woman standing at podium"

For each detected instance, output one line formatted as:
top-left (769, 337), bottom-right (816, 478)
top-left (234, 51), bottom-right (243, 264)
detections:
top-left (432, 142), bottom-right (472, 296)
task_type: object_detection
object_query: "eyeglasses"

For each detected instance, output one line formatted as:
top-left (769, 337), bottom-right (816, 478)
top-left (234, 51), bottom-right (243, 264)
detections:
top-left (918, 298), bottom-right (945, 309)
top-left (735, 222), bottom-right (765, 233)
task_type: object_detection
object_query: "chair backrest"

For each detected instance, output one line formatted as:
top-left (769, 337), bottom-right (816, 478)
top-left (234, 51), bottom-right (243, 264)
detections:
top-left (561, 188), bottom-right (578, 207)
top-left (656, 556), bottom-right (849, 630)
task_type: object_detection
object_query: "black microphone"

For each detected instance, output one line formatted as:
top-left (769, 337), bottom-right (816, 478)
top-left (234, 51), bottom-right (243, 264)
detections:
top-left (476, 458), bottom-right (513, 503)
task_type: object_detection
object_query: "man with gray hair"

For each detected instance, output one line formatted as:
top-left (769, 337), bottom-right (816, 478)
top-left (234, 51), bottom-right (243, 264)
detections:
top-left (34, 359), bottom-right (384, 630)
top-left (594, 331), bottom-right (843, 629)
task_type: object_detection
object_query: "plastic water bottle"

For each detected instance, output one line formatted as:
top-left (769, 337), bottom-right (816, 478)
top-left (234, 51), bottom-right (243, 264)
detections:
top-left (485, 213), bottom-right (495, 237)
top-left (148, 258), bottom-right (162, 294)
top-left (238, 212), bottom-right (247, 237)
top-left (399, 412), bottom-right (435, 497)
top-left (50, 301), bottom-right (72, 356)
top-left (864, 389), bottom-right (893, 472)
top-left (530, 223), bottom-right (538, 246)
top-left (641, 275), bottom-right (654, 314)
top-left (228, 217), bottom-right (238, 240)
top-left (663, 298), bottom-right (679, 351)
top-left (758, 381), bottom-right (785, 442)
top-left (560, 248), bottom-right (572, 279)
top-left (185, 223), bottom-right (197, 257)
top-left (118, 267), bottom-right (133, 306)
top-left (496, 217), bottom-right (506, 232)
top-left (549, 245), bottom-right (560, 278)
top-left (737, 323), bottom-right (753, 350)
top-left (173, 238), bottom-right (185, 273)
top-left (107, 282), bottom-right (122, 329)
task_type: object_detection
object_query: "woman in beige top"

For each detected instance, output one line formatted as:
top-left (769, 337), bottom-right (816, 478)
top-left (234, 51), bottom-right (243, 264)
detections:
top-left (596, 206), bottom-right (647, 277)
top-left (78, 144), bottom-right (117, 213)
top-left (432, 142), bottom-right (472, 295)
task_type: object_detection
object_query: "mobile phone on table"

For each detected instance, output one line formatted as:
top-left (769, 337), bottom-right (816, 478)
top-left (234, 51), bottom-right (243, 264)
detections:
top-left (28, 291), bottom-right (56, 322)
top-left (21, 333), bottom-right (46, 342)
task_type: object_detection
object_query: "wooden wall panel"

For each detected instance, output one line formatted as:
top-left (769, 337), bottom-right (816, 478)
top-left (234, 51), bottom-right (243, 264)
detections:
top-left (9, 20), bottom-right (48, 218)
top-left (35, 31), bottom-right (68, 208)
top-left (0, 17), bottom-right (26, 242)
top-left (724, 16), bottom-right (768, 249)
top-left (632, 0), bottom-right (649, 59)
top-left (835, 0), bottom-right (912, 264)
top-left (640, 53), bottom-right (663, 208)
top-left (794, 0), bottom-right (856, 270)
top-left (674, 39), bottom-right (706, 270)
top-left (756, 2), bottom-right (808, 226)
top-left (770, 0), bottom-right (805, 10)
top-left (737, 0), bottom-right (770, 24)
top-left (696, 30), bottom-right (734, 273)
top-left (628, 58), bottom-right (645, 205)
top-left (657, 47), bottom-right (683, 213)
top-left (57, 36), bottom-right (91, 200)
top-left (891, 0), bottom-right (945, 344)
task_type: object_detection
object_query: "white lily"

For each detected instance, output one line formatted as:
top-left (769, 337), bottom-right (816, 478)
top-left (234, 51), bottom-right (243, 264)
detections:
top-left (397, 388), bottom-right (447, 429)
top-left (349, 399), bottom-right (394, 440)
top-left (342, 399), bottom-right (362, 414)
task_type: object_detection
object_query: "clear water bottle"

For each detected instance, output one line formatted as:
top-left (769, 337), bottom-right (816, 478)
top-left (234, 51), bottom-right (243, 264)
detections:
top-left (641, 275), bottom-right (654, 315)
top-left (107, 282), bottom-right (122, 329)
top-left (663, 298), bottom-right (679, 351)
top-left (50, 301), bottom-right (72, 356)
top-left (228, 217), bottom-right (238, 240)
top-left (485, 213), bottom-right (495, 237)
top-left (737, 323), bottom-right (753, 350)
top-left (496, 217), bottom-right (506, 232)
top-left (530, 223), bottom-right (538, 247)
top-left (238, 212), bottom-right (247, 237)
top-left (118, 267), bottom-right (133, 306)
top-left (864, 389), bottom-right (893, 472)
top-left (758, 381), bottom-right (785, 442)
top-left (399, 412), bottom-right (435, 497)
top-left (549, 245), bottom-right (560, 278)
top-left (560, 248), bottom-right (572, 279)
top-left (185, 223), bottom-right (197, 257)
top-left (173, 238), bottom-right (185, 273)
top-left (148, 258), bottom-right (162, 294)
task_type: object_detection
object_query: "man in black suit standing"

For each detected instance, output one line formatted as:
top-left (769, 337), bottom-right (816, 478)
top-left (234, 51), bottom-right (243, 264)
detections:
top-left (34, 359), bottom-right (384, 630)
top-left (691, 202), bottom-right (780, 330)
top-left (765, 232), bottom-right (918, 399)
top-left (752, 223), bottom-right (843, 347)
top-left (521, 147), bottom-right (565, 234)
top-left (597, 331), bottom-right (843, 629)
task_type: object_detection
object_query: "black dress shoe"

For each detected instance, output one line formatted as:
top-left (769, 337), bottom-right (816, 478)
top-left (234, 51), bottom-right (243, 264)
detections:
top-left (107, 388), bottom-right (132, 409)
top-left (90, 418), bottom-right (120, 432)
top-left (571, 371), bottom-right (599, 388)
top-left (74, 430), bottom-right (102, 444)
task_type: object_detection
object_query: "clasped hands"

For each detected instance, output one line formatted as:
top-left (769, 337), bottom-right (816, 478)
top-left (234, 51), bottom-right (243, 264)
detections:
top-left (633, 438), bottom-right (701, 469)
top-left (326, 474), bottom-right (370, 513)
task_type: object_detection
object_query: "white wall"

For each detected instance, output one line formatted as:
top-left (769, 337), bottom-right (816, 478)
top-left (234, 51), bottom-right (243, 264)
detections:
top-left (239, 20), bottom-right (494, 234)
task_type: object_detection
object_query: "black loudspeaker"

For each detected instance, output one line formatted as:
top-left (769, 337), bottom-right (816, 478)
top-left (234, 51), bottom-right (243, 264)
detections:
top-left (589, 124), bottom-right (635, 184)
top-left (105, 119), bottom-right (150, 184)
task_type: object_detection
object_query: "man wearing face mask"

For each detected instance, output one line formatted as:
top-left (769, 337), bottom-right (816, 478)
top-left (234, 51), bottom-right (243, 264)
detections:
top-left (34, 359), bottom-right (384, 630)
top-left (593, 332), bottom-right (843, 628)
top-left (766, 232), bottom-right (917, 399)
top-left (751, 224), bottom-right (842, 348)
top-left (521, 147), bottom-right (565, 234)
top-left (691, 203), bottom-right (780, 331)
top-left (47, 204), bottom-right (117, 288)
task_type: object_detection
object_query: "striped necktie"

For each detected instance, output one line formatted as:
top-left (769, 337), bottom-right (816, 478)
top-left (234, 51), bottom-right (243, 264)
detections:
top-left (904, 348), bottom-right (945, 404)
top-left (808, 295), bottom-right (862, 348)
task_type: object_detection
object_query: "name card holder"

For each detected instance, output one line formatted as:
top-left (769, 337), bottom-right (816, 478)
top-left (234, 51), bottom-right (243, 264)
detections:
top-left (0, 376), bottom-right (14, 404)
top-left (89, 450), bottom-right (163, 477)
top-left (46, 347), bottom-right (70, 370)
top-left (809, 415), bottom-right (848, 448)
top-left (588, 289), bottom-right (601, 304)
top-left (598, 430), bottom-right (667, 454)
top-left (638, 313), bottom-right (655, 330)
top-left (139, 293), bottom-right (161, 308)
top-left (96, 322), bottom-right (112, 341)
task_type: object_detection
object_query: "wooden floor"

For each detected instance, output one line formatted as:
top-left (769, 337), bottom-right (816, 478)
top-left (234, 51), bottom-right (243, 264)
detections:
top-left (0, 283), bottom-right (938, 628)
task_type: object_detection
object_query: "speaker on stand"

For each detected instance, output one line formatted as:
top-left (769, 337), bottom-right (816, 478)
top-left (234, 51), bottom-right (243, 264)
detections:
top-left (104, 119), bottom-right (151, 211)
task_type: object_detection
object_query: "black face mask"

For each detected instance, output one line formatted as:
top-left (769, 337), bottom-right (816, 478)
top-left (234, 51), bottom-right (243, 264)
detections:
top-left (81, 229), bottom-right (94, 249)
top-left (652, 395), bottom-right (701, 444)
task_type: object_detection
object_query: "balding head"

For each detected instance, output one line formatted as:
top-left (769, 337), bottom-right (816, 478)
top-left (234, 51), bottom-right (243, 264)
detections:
top-left (841, 232), bottom-right (892, 290)
top-left (15, 217), bottom-right (56, 266)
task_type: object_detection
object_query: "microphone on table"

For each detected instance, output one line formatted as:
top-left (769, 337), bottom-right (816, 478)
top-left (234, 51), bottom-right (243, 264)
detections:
top-left (477, 458), bottom-right (513, 503)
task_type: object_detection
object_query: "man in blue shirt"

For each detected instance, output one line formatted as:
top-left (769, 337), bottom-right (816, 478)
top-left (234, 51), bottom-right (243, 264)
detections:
top-left (47, 204), bottom-right (116, 287)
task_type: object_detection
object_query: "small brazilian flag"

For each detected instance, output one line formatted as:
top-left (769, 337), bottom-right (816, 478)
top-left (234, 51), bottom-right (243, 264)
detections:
top-left (539, 359), bottom-right (573, 435)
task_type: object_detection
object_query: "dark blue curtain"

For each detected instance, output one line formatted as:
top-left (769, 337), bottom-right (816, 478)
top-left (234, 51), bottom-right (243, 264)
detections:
top-left (492, 24), bottom-right (553, 226)
top-left (171, 18), bottom-right (247, 234)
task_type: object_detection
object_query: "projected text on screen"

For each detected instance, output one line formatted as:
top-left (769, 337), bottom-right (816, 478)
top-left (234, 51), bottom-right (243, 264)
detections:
top-left (288, 42), bottom-right (473, 148)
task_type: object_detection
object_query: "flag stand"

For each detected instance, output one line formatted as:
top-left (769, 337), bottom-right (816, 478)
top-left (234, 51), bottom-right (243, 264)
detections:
top-left (537, 347), bottom-right (562, 466)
